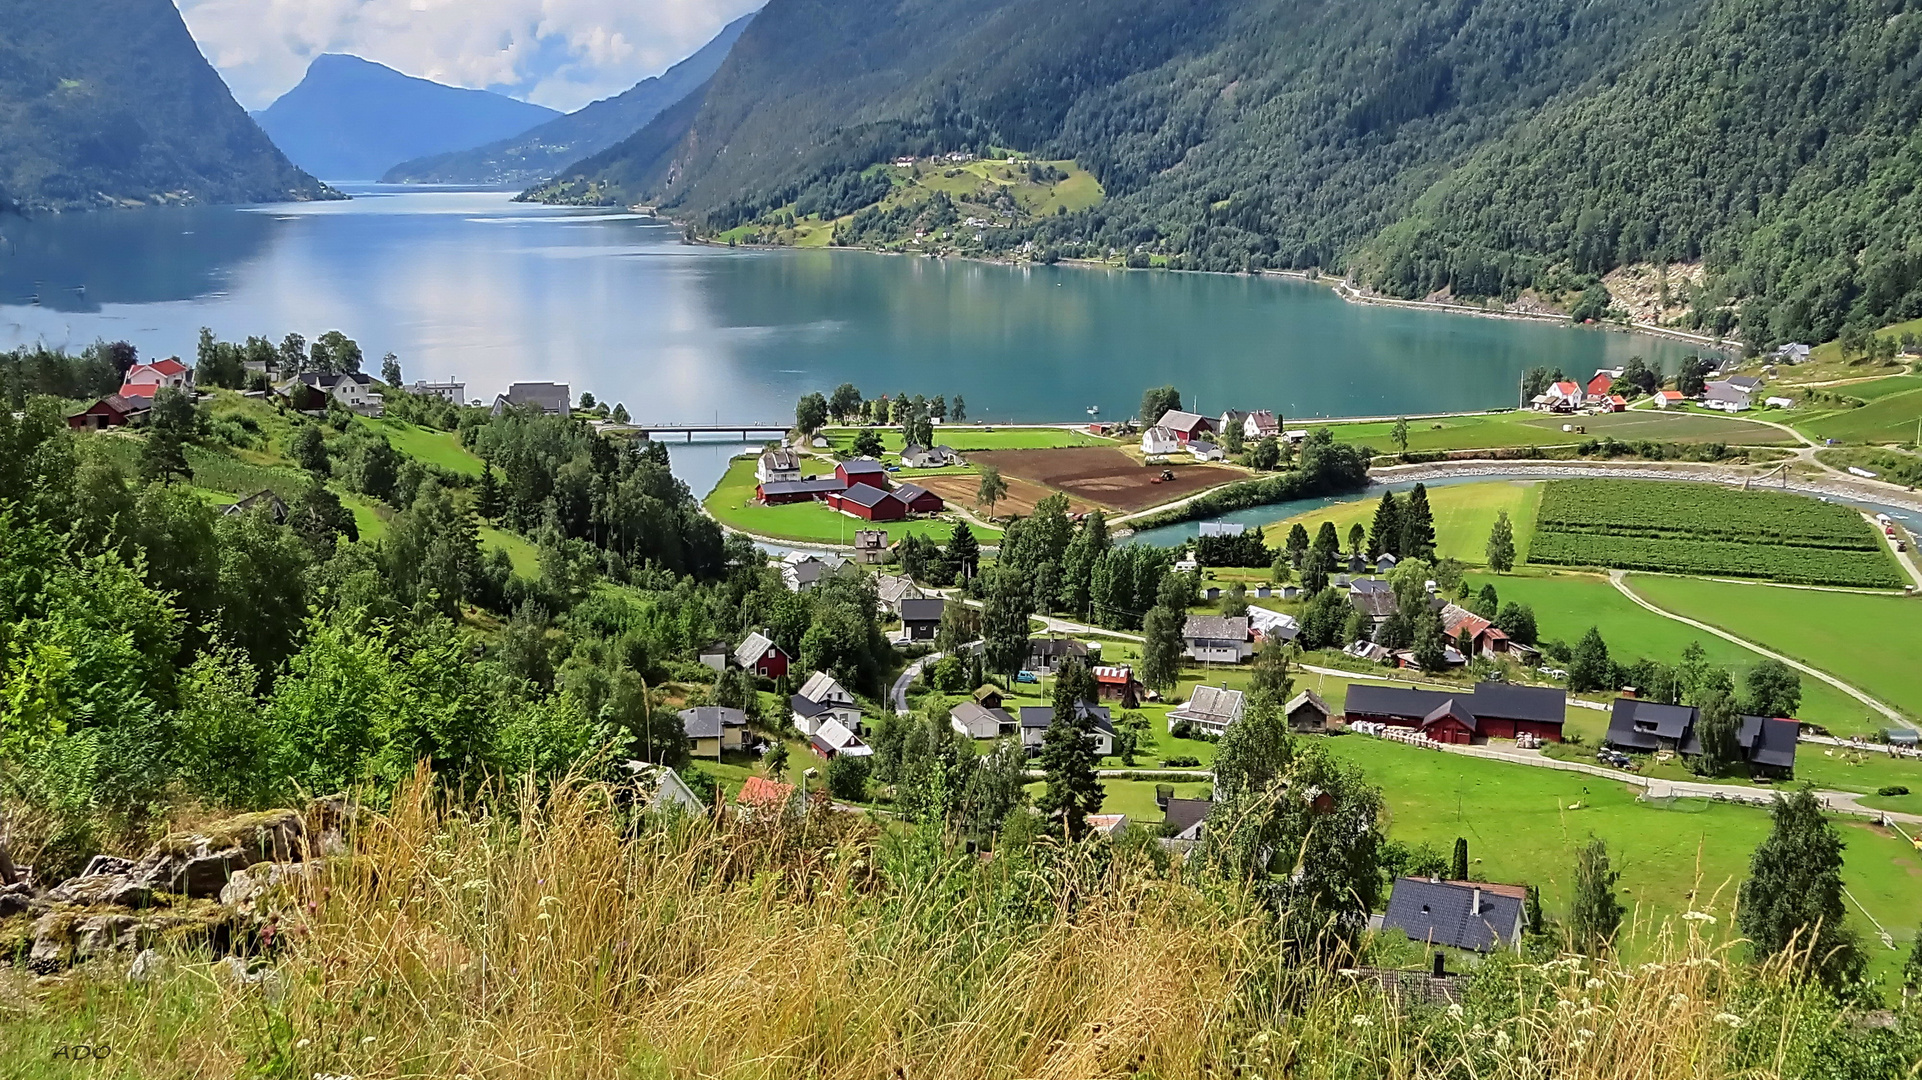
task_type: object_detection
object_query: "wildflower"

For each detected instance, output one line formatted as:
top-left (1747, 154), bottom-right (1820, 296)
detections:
top-left (1682, 910), bottom-right (1717, 924)
top-left (1351, 1014), bottom-right (1375, 1028)
top-left (1446, 1003), bottom-right (1464, 1022)
top-left (1493, 1030), bottom-right (1511, 1050)
top-left (1669, 993), bottom-right (1690, 1007)
top-left (1714, 1013), bottom-right (1745, 1028)
top-left (1585, 977), bottom-right (1604, 989)
top-left (296, 1039), bottom-right (311, 1049)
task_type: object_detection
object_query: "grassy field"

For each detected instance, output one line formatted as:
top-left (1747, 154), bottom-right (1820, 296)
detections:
top-left (820, 426), bottom-right (1107, 454)
top-left (1321, 734), bottom-right (1918, 982)
top-left (1463, 570), bottom-right (1877, 735)
top-left (479, 525), bottom-right (541, 576)
top-left (704, 455), bottom-right (997, 545)
top-left (355, 416), bottom-right (485, 477)
top-left (1627, 574), bottom-right (1922, 723)
top-left (1319, 409), bottom-right (1794, 453)
top-left (1794, 380), bottom-right (1922, 444)
top-left (1263, 480), bottom-right (1543, 565)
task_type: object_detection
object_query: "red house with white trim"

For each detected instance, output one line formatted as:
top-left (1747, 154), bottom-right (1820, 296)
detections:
top-left (827, 483), bottom-right (908, 521)
top-left (836, 459), bottom-right (890, 490)
top-left (892, 482), bottom-right (946, 514)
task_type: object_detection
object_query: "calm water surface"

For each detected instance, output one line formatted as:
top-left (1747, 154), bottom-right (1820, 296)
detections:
top-left (3, 187), bottom-right (1709, 493)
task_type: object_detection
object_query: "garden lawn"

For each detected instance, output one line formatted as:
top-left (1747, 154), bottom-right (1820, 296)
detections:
top-left (704, 456), bottom-right (998, 545)
top-left (1263, 481), bottom-right (1542, 565)
top-left (820, 426), bottom-right (1107, 454)
top-left (356, 417), bottom-right (485, 477)
top-left (1626, 575), bottom-right (1922, 723)
top-left (1320, 735), bottom-right (1918, 984)
top-left (1465, 571), bottom-right (1875, 735)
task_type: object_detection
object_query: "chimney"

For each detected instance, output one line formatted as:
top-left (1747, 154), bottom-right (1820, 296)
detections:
top-left (1471, 887), bottom-right (1482, 916)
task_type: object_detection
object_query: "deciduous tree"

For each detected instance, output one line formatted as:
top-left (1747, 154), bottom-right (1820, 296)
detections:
top-left (1570, 838), bottom-right (1624, 955)
top-left (1739, 789), bottom-right (1865, 991)
top-left (975, 464), bottom-right (1008, 519)
top-left (1485, 509), bottom-right (1516, 572)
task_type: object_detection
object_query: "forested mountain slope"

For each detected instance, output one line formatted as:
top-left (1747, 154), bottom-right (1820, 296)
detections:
top-left (528, 0), bottom-right (1922, 346)
top-left (0, 0), bottom-right (333, 213)
top-left (255, 55), bottom-right (560, 181)
top-left (383, 13), bottom-right (756, 186)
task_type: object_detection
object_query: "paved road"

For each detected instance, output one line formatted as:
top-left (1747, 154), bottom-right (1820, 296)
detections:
top-left (890, 639), bottom-right (985, 713)
top-left (1607, 571), bottom-right (1914, 731)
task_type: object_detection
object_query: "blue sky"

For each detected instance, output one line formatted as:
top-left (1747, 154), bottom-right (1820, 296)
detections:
top-left (175, 0), bottom-right (761, 113)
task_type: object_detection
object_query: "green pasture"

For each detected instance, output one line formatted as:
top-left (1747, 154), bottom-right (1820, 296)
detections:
top-left (704, 455), bottom-right (998, 545)
top-left (1321, 735), bottom-right (1918, 983)
top-left (1264, 480), bottom-right (1542, 565)
top-left (480, 525), bottom-right (541, 576)
top-left (354, 416), bottom-right (486, 477)
top-left (1626, 575), bottom-right (1922, 723)
top-left (1319, 409), bottom-right (1792, 453)
top-left (1795, 383), bottom-right (1922, 444)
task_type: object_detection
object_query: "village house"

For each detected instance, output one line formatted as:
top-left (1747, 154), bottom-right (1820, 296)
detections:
top-left (809, 716), bottom-right (872, 759)
top-left (1348, 579), bottom-right (1399, 629)
top-left (67, 392), bottom-right (154, 430)
top-left (779, 551), bottom-right (843, 592)
top-left (900, 444), bottom-right (962, 468)
top-left (1287, 689), bottom-right (1336, 733)
top-left (1019, 701), bottom-right (1115, 756)
top-left (679, 706), bottom-right (749, 760)
top-left (899, 597), bottom-right (945, 641)
top-left (295, 371), bottom-right (384, 416)
top-left (1247, 607), bottom-right (1301, 645)
top-left (1604, 698), bottom-right (1797, 775)
top-left (1343, 682), bottom-right (1567, 744)
top-left (792, 671), bottom-right (863, 736)
top-left (1382, 878), bottom-right (1528, 953)
top-left (1438, 604), bottom-right (1539, 663)
top-left (854, 529), bottom-right (889, 564)
top-left (1155, 410), bottom-right (1214, 444)
top-left (950, 701), bottom-right (1017, 740)
top-left (1140, 425), bottom-right (1179, 457)
top-left (734, 631), bottom-right (791, 680)
top-left (623, 761), bottom-right (707, 814)
top-left (1217, 410), bottom-right (1248, 437)
top-left (1025, 636), bottom-right (1090, 674)
top-left (1584, 368), bottom-right (1622, 405)
top-left (826, 483), bottom-right (908, 521)
top-left (1167, 684), bottom-right (1245, 736)
top-left (1086, 814), bottom-right (1129, 838)
top-left (1653, 389), bottom-right (1686, 408)
top-left (1532, 381), bottom-right (1585, 412)
top-left (698, 641), bottom-right (731, 673)
top-left (1183, 615), bottom-right (1254, 663)
top-left (491, 381), bottom-right (571, 417)
top-left (1243, 410), bottom-right (1281, 439)
top-left (736, 775), bottom-right (796, 818)
top-left (892, 482), bottom-right (947, 514)
top-left (123, 358), bottom-right (194, 393)
top-left (1773, 343), bottom-right (1812, 364)
top-left (408, 380), bottom-right (465, 402)
top-left (222, 490), bottom-right (290, 523)
top-left (1703, 380), bottom-right (1753, 411)
top-left (1092, 665), bottom-right (1142, 704)
top-left (874, 573), bottom-right (925, 614)
top-left (1162, 797), bottom-right (1212, 843)
top-left (1188, 439), bottom-right (1224, 462)
top-left (835, 458), bottom-right (890, 489)
top-left (756, 448), bottom-right (803, 484)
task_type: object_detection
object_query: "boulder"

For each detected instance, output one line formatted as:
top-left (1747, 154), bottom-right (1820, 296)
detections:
top-left (126, 947), bottom-right (170, 983)
top-left (47, 873), bottom-right (155, 909)
top-left (82, 855), bottom-right (136, 878)
top-left (130, 809), bottom-right (308, 899)
top-left (26, 901), bottom-right (235, 973)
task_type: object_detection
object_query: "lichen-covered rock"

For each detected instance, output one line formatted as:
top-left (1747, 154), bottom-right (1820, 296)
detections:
top-left (126, 947), bottom-right (169, 983)
top-left (25, 901), bottom-right (236, 973)
top-left (218, 860), bottom-right (320, 914)
top-left (47, 873), bottom-right (156, 908)
top-left (130, 809), bottom-right (308, 898)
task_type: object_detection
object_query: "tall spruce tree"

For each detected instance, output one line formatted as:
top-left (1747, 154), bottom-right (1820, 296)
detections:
top-left (1313, 521), bottom-right (1341, 560)
top-left (1569, 838), bottom-right (1624, 956)
top-left (1285, 522), bottom-right (1311, 566)
top-left (1036, 658), bottom-right (1104, 838)
top-left (1400, 483), bottom-right (1437, 560)
top-left (980, 567), bottom-right (1031, 679)
top-left (946, 520), bottom-right (980, 579)
top-left (1739, 789), bottom-right (1865, 991)
top-left (1485, 509), bottom-right (1516, 572)
top-left (1451, 837), bottom-right (1469, 881)
top-left (1368, 490), bottom-right (1401, 560)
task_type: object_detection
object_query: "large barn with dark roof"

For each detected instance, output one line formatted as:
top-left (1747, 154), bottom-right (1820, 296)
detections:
top-left (1343, 681), bottom-right (1566, 743)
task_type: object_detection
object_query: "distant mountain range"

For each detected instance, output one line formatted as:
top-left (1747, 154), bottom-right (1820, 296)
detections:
top-left (383, 12), bottom-right (755, 186)
top-left (0, 0), bottom-right (332, 213)
top-left (525, 0), bottom-right (1922, 347)
top-left (254, 55), bottom-right (561, 181)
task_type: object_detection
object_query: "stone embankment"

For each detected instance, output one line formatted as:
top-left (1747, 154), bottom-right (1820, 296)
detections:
top-left (0, 796), bottom-right (355, 976)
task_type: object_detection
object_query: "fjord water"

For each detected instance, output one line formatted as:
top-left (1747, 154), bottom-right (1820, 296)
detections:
top-left (3, 187), bottom-right (1702, 482)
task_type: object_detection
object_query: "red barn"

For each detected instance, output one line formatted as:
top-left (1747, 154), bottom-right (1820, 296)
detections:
top-left (757, 477), bottom-right (844, 505)
top-left (827, 483), bottom-right (908, 521)
top-left (836, 459), bottom-right (890, 490)
top-left (892, 482), bottom-right (946, 514)
top-left (1344, 681), bottom-right (1564, 744)
top-left (68, 392), bottom-right (154, 430)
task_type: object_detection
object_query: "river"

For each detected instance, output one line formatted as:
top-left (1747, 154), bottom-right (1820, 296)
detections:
top-left (4, 186), bottom-right (1713, 496)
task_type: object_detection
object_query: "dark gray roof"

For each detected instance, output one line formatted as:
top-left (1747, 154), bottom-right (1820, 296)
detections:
top-left (899, 597), bottom-right (945, 624)
top-left (1382, 878), bottom-right (1526, 952)
top-left (759, 478), bottom-right (844, 496)
top-left (894, 482), bottom-right (932, 502)
top-left (1740, 716), bottom-right (1799, 769)
top-left (1424, 699), bottom-right (1479, 733)
top-left (1469, 681), bottom-right (1565, 725)
top-left (1019, 702), bottom-right (1113, 733)
top-left (1163, 797), bottom-right (1213, 836)
top-left (1027, 638), bottom-right (1089, 658)
top-left (1344, 683), bottom-right (1456, 721)
top-left (837, 483), bottom-right (898, 508)
top-left (679, 706), bottom-right (745, 739)
top-left (1183, 615), bottom-right (1250, 640)
top-left (839, 458), bottom-right (887, 475)
top-left (790, 694), bottom-right (831, 719)
top-left (1606, 698), bottom-right (1698, 752)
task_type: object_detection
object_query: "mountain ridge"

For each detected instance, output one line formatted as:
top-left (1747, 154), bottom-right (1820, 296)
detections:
top-left (255, 54), bottom-right (560, 181)
top-left (382, 12), bottom-right (756, 186)
top-left (0, 0), bottom-right (333, 213)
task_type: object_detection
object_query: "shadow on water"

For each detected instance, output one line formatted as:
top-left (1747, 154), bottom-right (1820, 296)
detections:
top-left (0, 204), bottom-right (274, 313)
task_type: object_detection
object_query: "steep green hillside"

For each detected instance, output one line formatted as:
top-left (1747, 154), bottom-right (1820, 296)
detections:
top-left (383, 13), bottom-right (754, 186)
top-left (527, 0), bottom-right (1922, 348)
top-left (0, 0), bottom-right (335, 212)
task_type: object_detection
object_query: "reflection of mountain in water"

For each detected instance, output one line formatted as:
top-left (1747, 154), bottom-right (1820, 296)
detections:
top-left (0, 205), bottom-right (275, 313)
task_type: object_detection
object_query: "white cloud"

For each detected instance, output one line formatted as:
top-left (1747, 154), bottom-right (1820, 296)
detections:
top-left (175, 0), bottom-right (760, 113)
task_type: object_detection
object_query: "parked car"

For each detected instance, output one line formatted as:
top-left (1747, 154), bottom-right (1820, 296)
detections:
top-left (1015, 670), bottom-right (1039, 684)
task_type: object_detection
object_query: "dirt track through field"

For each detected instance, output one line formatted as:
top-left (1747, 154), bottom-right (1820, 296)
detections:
top-left (968, 448), bottom-right (1241, 512)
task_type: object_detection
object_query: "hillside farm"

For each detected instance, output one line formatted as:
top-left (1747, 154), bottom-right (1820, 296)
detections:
top-left (966, 447), bottom-right (1240, 513)
top-left (1525, 479), bottom-right (1903, 588)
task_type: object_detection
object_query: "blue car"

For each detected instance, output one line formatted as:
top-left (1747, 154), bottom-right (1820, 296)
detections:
top-left (1015, 670), bottom-right (1039, 684)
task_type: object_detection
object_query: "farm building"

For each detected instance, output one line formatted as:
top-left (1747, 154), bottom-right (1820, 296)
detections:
top-left (1188, 440), bottom-right (1224, 462)
top-left (835, 458), bottom-right (890, 489)
top-left (1156, 410), bottom-right (1214, 443)
top-left (68, 392), bottom-right (154, 430)
top-left (1140, 425), bottom-right (1179, 456)
top-left (1604, 699), bottom-right (1798, 775)
top-left (950, 702), bottom-right (1017, 740)
top-left (826, 483), bottom-right (909, 521)
top-left (1533, 381), bottom-right (1584, 412)
top-left (1382, 878), bottom-right (1527, 952)
top-left (757, 477), bottom-right (843, 504)
top-left (1287, 689), bottom-right (1335, 733)
top-left (1343, 682), bottom-right (1566, 743)
top-left (1438, 604), bottom-right (1539, 663)
top-left (1168, 685), bottom-right (1245, 736)
top-left (892, 482), bottom-right (946, 514)
top-left (1182, 616), bottom-right (1253, 663)
top-left (734, 631), bottom-right (790, 680)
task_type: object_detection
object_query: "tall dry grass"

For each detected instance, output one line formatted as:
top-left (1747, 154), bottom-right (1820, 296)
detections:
top-left (10, 771), bottom-right (1911, 1079)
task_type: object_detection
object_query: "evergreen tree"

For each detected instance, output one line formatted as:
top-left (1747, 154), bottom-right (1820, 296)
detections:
top-left (1451, 837), bottom-right (1469, 880)
top-left (476, 464), bottom-right (504, 521)
top-left (1567, 626), bottom-right (1613, 692)
top-left (1035, 658), bottom-right (1103, 839)
top-left (1368, 490), bottom-right (1401, 560)
top-left (852, 427), bottom-right (885, 457)
top-left (1739, 789), bottom-right (1865, 991)
top-left (1485, 509), bottom-right (1516, 572)
top-left (1285, 522), bottom-right (1311, 565)
top-left (1474, 583), bottom-right (1500, 619)
top-left (1400, 483), bottom-right (1437, 560)
top-left (1346, 523), bottom-right (1366, 558)
top-left (1569, 838), bottom-right (1624, 956)
top-left (1058, 510), bottom-right (1109, 616)
top-left (1313, 521), bottom-right (1341, 560)
top-left (951, 395), bottom-right (966, 422)
top-left (945, 519), bottom-right (979, 579)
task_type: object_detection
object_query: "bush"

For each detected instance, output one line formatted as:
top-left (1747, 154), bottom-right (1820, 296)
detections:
top-left (1161, 755), bottom-right (1202, 768)
top-left (1169, 720), bottom-right (1196, 740)
top-left (826, 754), bottom-right (871, 801)
top-left (1877, 785), bottom-right (1909, 797)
